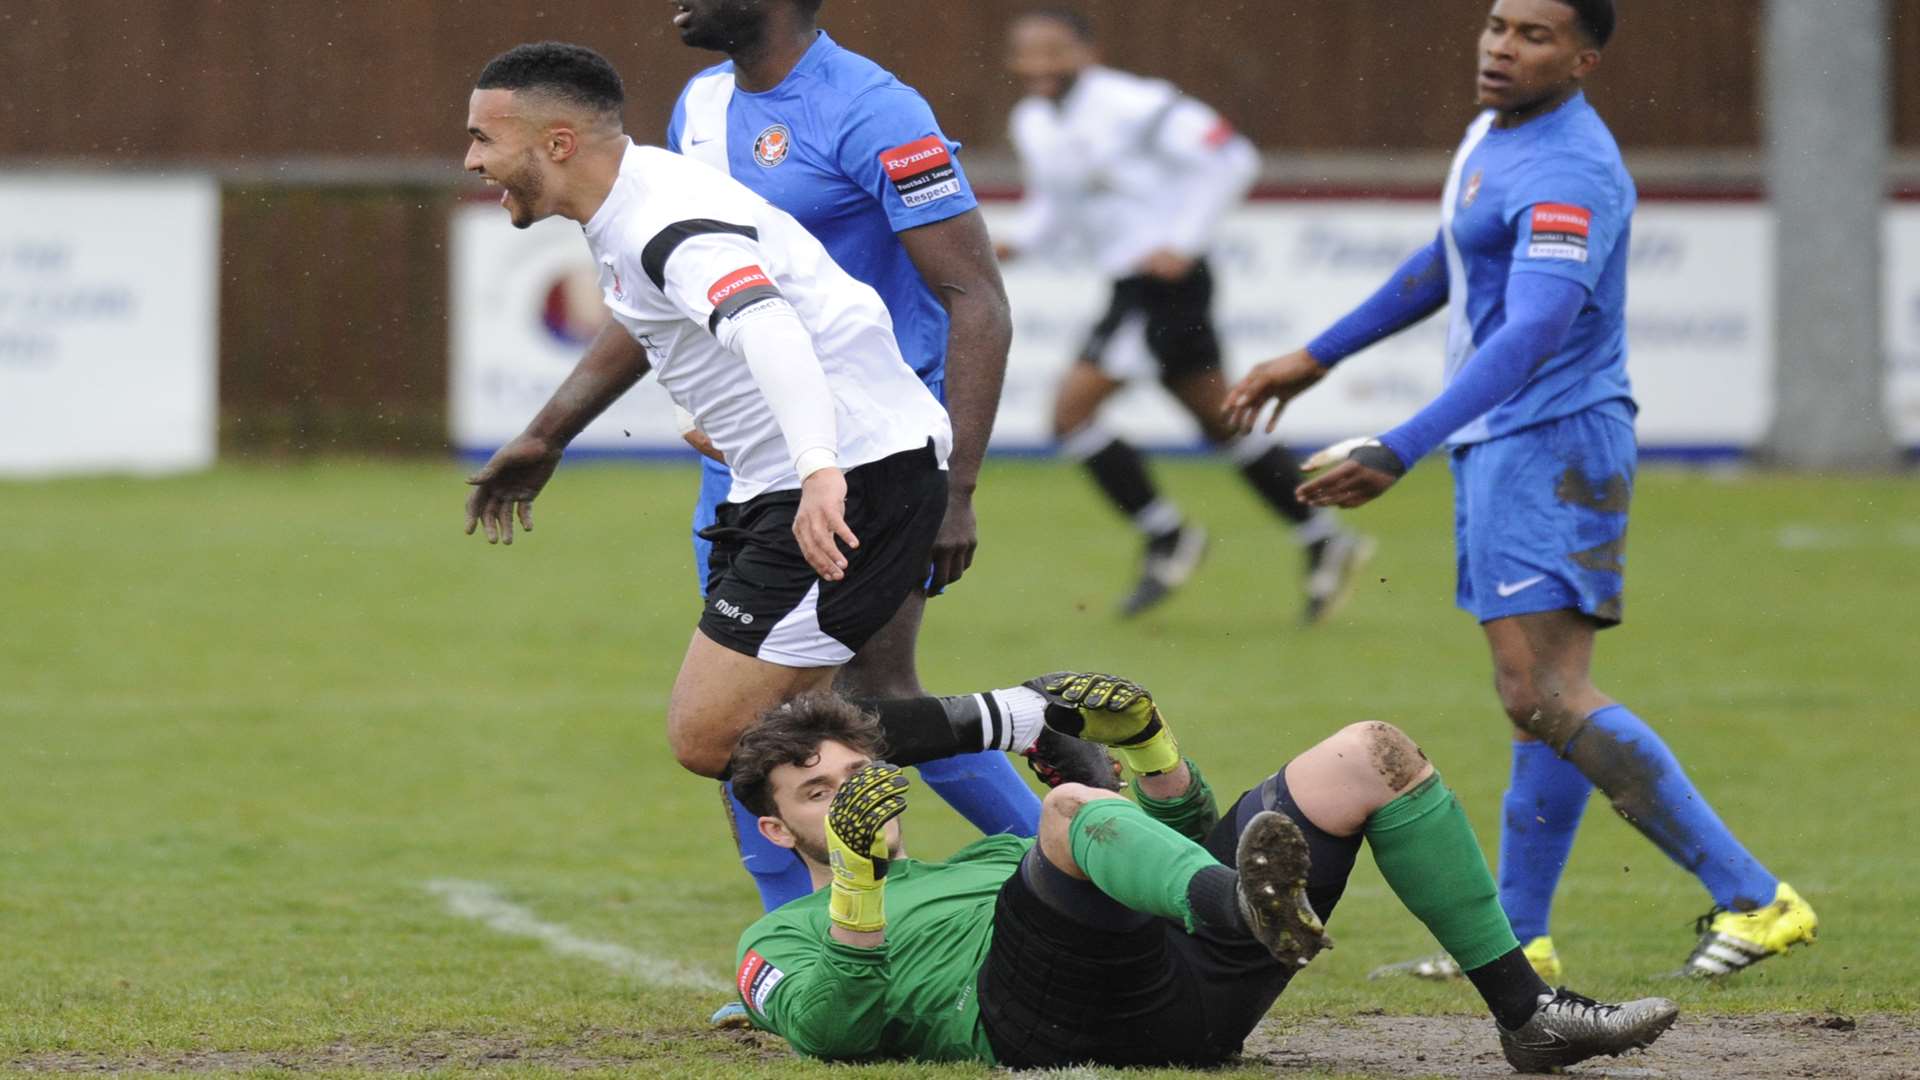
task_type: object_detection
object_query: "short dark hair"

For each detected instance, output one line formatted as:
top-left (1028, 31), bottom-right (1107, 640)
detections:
top-left (475, 42), bottom-right (625, 116)
top-left (1553, 0), bottom-right (1615, 47)
top-left (729, 693), bottom-right (886, 818)
top-left (1018, 5), bottom-right (1095, 43)
top-left (796, 0), bottom-right (826, 15)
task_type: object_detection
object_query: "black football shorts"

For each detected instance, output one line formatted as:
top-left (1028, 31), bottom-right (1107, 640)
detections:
top-left (1080, 260), bottom-right (1223, 382)
top-left (697, 441), bottom-right (946, 667)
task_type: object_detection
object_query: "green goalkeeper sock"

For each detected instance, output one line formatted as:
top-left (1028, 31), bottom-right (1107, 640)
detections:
top-left (1365, 773), bottom-right (1520, 971)
top-left (1068, 798), bottom-right (1220, 932)
top-left (1130, 758), bottom-right (1219, 845)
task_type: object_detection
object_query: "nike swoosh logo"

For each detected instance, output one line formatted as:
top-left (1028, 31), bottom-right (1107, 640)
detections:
top-left (1512, 1029), bottom-right (1572, 1050)
top-left (1495, 575), bottom-right (1547, 598)
top-left (690, 137), bottom-right (714, 145)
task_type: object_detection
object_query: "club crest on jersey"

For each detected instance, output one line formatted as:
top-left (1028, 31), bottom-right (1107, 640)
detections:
top-left (1461, 170), bottom-right (1483, 209)
top-left (1528, 202), bottom-right (1592, 262)
top-left (880, 135), bottom-right (963, 209)
top-left (753, 124), bottom-right (792, 168)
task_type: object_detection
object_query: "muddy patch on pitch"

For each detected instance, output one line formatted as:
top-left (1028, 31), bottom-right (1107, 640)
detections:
top-left (1243, 1013), bottom-right (1920, 1078)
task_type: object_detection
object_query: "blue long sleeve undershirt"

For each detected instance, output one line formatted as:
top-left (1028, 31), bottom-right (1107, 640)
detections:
top-left (1375, 272), bottom-right (1590, 469)
top-left (1305, 234), bottom-right (1449, 365)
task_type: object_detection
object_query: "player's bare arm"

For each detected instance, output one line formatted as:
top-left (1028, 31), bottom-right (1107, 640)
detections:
top-left (898, 209), bottom-right (1012, 593)
top-left (1221, 348), bottom-right (1329, 435)
top-left (465, 321), bottom-right (651, 544)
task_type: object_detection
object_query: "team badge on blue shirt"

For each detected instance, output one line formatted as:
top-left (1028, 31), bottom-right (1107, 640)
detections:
top-left (753, 125), bottom-right (791, 168)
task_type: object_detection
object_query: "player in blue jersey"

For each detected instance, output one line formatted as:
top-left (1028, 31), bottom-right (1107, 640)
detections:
top-left (575, 0), bottom-right (1051, 968)
top-left (1224, 0), bottom-right (1817, 980)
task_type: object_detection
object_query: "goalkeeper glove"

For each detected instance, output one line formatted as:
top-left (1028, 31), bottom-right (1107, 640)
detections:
top-left (1024, 672), bottom-right (1181, 776)
top-left (825, 761), bottom-right (909, 934)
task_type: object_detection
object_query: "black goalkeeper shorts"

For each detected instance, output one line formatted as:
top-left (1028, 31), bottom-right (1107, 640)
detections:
top-left (976, 771), bottom-right (1364, 1069)
top-left (697, 441), bottom-right (946, 668)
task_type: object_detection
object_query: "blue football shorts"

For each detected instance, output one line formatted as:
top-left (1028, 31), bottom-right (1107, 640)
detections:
top-left (1449, 404), bottom-right (1636, 626)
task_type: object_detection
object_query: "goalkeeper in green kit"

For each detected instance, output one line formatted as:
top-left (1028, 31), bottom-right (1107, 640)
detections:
top-left (728, 674), bottom-right (1679, 1072)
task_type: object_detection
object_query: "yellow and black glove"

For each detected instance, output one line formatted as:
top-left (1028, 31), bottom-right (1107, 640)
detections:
top-left (825, 761), bottom-right (909, 934)
top-left (1024, 672), bottom-right (1181, 776)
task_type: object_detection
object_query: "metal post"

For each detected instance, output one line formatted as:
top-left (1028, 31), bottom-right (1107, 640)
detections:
top-left (1762, 0), bottom-right (1897, 468)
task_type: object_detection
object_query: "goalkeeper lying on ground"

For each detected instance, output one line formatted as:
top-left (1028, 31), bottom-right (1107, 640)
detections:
top-left (727, 674), bottom-right (1679, 1072)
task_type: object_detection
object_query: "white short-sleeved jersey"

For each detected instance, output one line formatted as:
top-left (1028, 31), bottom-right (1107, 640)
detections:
top-left (582, 141), bottom-right (951, 503)
top-left (1007, 66), bottom-right (1258, 278)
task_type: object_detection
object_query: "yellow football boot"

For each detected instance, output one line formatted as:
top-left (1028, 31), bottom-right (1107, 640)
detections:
top-left (1522, 935), bottom-right (1564, 981)
top-left (1681, 882), bottom-right (1818, 977)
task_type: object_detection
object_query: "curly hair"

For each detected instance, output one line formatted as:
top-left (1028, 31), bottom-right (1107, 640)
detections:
top-left (729, 693), bottom-right (886, 818)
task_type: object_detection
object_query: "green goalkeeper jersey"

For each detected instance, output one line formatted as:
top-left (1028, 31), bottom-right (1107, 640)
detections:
top-left (732, 833), bottom-right (1029, 1062)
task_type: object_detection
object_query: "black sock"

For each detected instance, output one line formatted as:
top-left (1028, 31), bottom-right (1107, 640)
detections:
top-left (1083, 438), bottom-right (1179, 538)
top-left (1465, 946), bottom-right (1552, 1030)
top-left (1237, 444), bottom-right (1313, 525)
top-left (856, 696), bottom-right (982, 766)
top-left (1184, 864), bottom-right (1247, 936)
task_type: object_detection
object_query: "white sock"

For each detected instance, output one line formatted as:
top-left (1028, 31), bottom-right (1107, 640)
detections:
top-left (974, 686), bottom-right (1050, 752)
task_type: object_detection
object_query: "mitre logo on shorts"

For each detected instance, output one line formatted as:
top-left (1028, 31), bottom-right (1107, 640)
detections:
top-left (1528, 203), bottom-right (1592, 263)
top-left (754, 124), bottom-right (792, 167)
top-left (880, 135), bottom-right (962, 209)
top-left (712, 598), bottom-right (754, 625)
top-left (736, 949), bottom-right (785, 1013)
top-left (708, 266), bottom-right (771, 309)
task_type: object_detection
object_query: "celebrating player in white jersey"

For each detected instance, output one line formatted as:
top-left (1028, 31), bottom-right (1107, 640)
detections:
top-left (459, 43), bottom-right (1118, 792)
top-left (996, 8), bottom-right (1372, 622)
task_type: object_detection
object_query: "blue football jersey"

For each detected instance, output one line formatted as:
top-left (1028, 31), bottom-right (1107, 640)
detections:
top-left (1439, 91), bottom-right (1637, 443)
top-left (667, 31), bottom-right (978, 385)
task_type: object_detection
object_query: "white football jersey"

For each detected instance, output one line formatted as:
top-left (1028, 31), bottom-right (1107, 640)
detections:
top-left (582, 141), bottom-right (951, 502)
top-left (1006, 66), bottom-right (1259, 277)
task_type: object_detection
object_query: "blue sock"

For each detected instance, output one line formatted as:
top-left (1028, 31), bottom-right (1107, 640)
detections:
top-left (725, 781), bottom-right (815, 913)
top-left (1577, 704), bottom-right (1779, 910)
top-left (914, 751), bottom-right (1041, 837)
top-left (1498, 740), bottom-right (1592, 940)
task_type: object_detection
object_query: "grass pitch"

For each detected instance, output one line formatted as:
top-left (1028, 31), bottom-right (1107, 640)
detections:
top-left (4, 457), bottom-right (1917, 1078)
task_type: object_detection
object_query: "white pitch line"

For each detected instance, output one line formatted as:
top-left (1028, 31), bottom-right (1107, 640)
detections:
top-left (425, 878), bottom-right (724, 991)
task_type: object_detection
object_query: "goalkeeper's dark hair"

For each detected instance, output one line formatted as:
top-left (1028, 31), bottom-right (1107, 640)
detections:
top-left (730, 693), bottom-right (887, 818)
top-left (1018, 5), bottom-right (1095, 42)
top-left (1552, 0), bottom-right (1615, 47)
top-left (474, 41), bottom-right (624, 117)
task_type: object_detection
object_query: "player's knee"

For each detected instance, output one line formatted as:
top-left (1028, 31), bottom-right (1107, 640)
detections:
top-left (666, 714), bottom-right (732, 779)
top-left (1338, 721), bottom-right (1431, 793)
top-left (1518, 668), bottom-right (1586, 750)
top-left (1043, 782), bottom-right (1123, 824)
top-left (1492, 666), bottom-right (1542, 729)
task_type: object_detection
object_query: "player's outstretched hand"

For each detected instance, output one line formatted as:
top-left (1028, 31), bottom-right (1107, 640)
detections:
top-left (927, 490), bottom-right (977, 595)
top-left (1222, 349), bottom-right (1328, 435)
top-left (825, 761), bottom-right (909, 934)
top-left (1297, 436), bottom-right (1406, 509)
top-left (465, 433), bottom-right (563, 545)
top-left (795, 467), bottom-right (859, 582)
